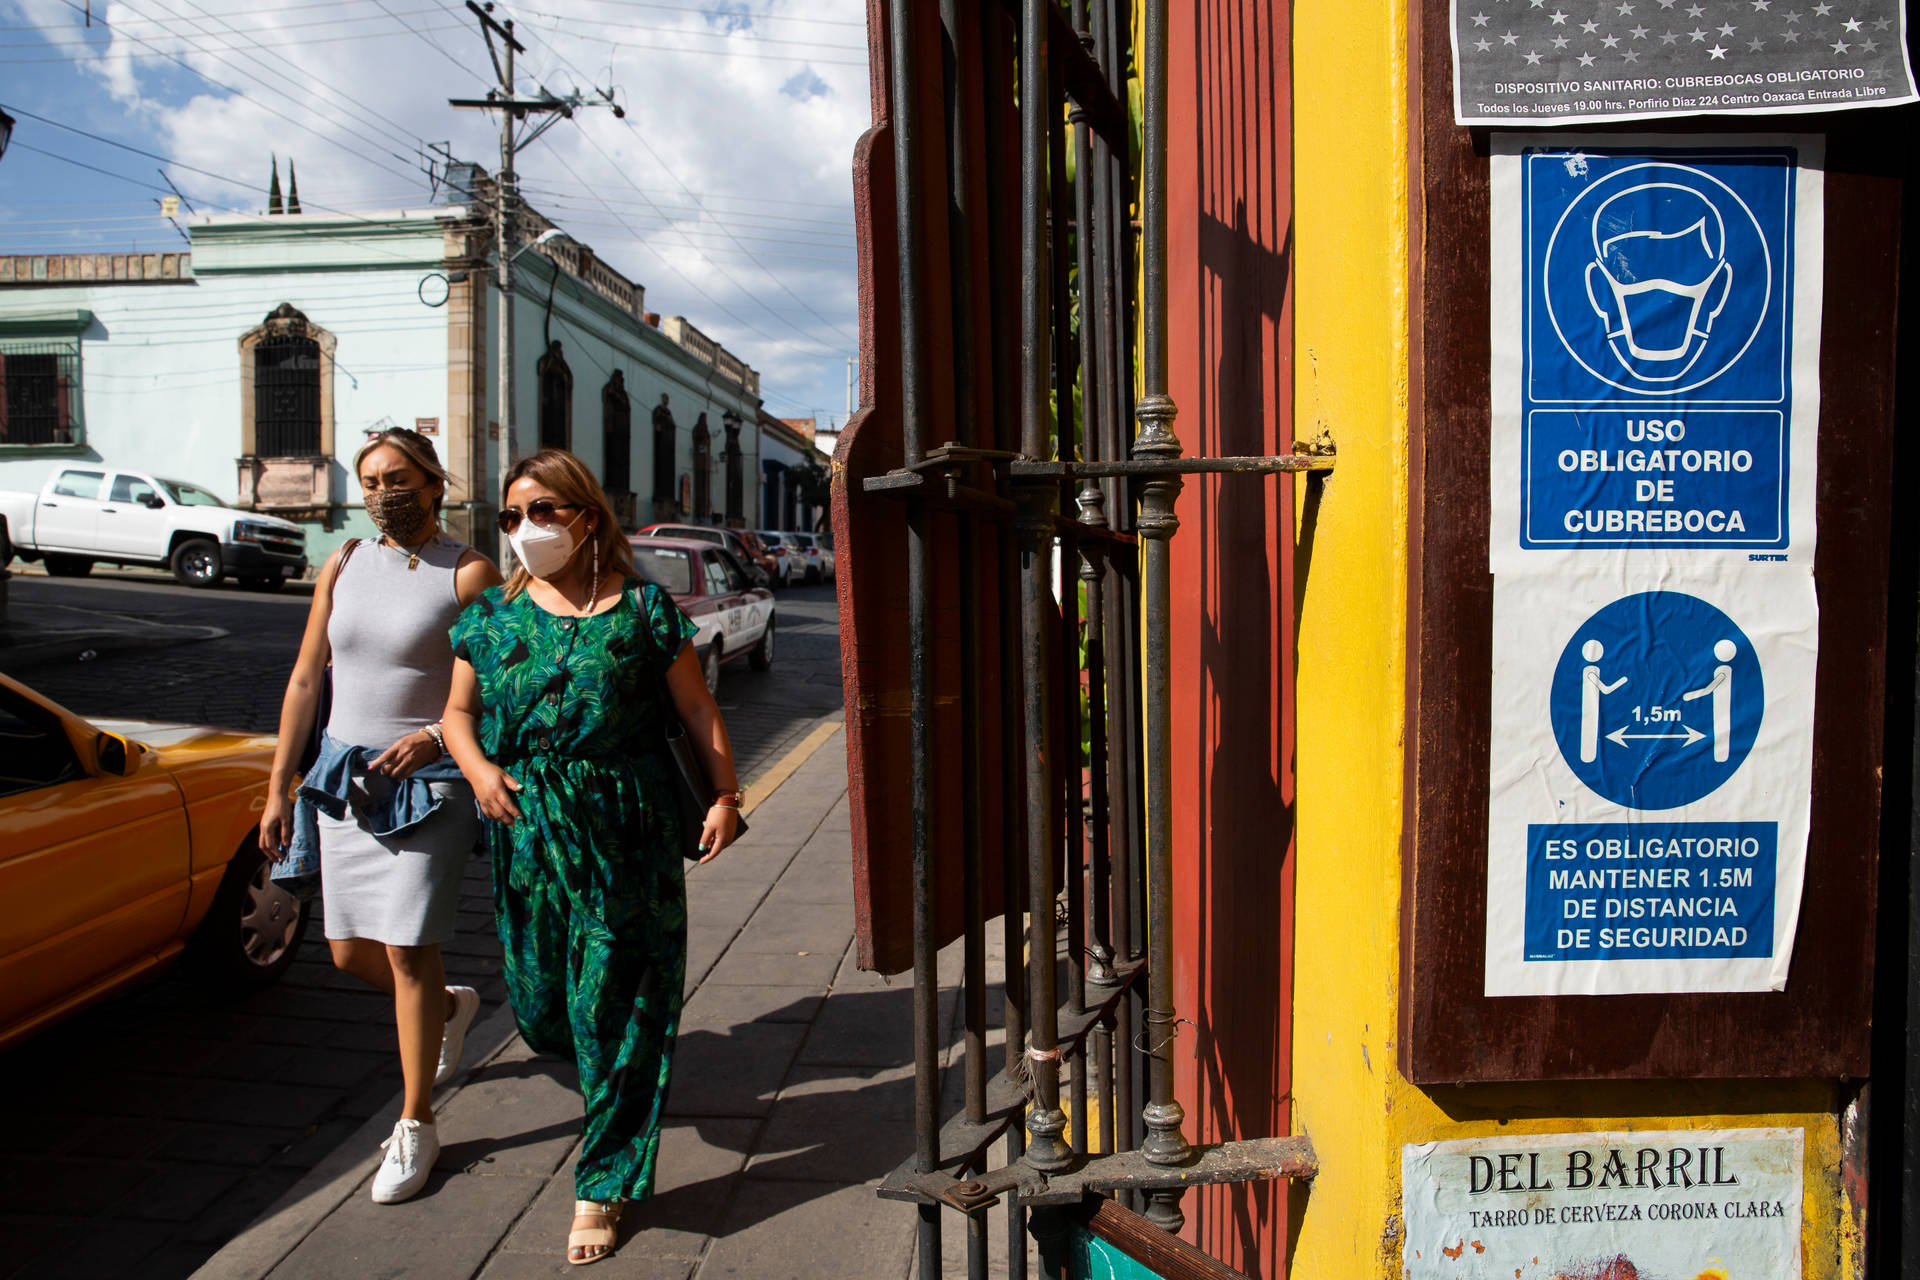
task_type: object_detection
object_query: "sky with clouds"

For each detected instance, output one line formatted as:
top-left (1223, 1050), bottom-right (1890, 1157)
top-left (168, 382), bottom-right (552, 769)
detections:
top-left (0, 0), bottom-right (870, 422)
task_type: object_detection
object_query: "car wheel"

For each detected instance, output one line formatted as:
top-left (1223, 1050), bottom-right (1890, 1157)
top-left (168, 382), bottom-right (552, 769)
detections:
top-left (171, 538), bottom-right (224, 588)
top-left (188, 836), bottom-right (309, 994)
top-left (749, 615), bottom-right (776, 671)
top-left (0, 517), bottom-right (12, 567)
top-left (702, 642), bottom-right (722, 694)
top-left (43, 553), bottom-right (93, 577)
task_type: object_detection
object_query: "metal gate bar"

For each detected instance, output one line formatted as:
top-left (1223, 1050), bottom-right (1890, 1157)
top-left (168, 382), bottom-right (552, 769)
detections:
top-left (861, 1), bottom-right (1328, 1274)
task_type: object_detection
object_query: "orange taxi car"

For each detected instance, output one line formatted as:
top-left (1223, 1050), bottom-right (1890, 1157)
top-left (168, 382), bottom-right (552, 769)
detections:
top-left (0, 672), bottom-right (307, 1052)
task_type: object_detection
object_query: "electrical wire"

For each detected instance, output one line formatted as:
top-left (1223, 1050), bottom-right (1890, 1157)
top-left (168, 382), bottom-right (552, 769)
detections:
top-left (511, 9), bottom-right (863, 51)
top-left (371, 0), bottom-right (481, 76)
top-left (519, 24), bottom-right (860, 348)
top-left (36, 0), bottom-right (435, 191)
top-left (153, 0), bottom-right (434, 162)
top-left (548, 0), bottom-right (864, 27)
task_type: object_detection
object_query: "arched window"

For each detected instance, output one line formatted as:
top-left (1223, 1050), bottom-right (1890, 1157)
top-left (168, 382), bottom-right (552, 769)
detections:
top-left (651, 395), bottom-right (676, 506)
top-left (537, 341), bottom-right (572, 451)
top-left (722, 410), bottom-right (744, 521)
top-left (239, 303), bottom-right (335, 458)
top-left (602, 371), bottom-right (631, 494)
top-left (691, 412), bottom-right (712, 521)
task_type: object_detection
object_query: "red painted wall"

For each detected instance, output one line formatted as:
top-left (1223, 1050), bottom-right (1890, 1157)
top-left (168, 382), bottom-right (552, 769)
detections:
top-left (1166, 2), bottom-right (1298, 1274)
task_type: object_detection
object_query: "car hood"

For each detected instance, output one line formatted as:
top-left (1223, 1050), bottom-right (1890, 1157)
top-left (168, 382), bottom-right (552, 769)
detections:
top-left (223, 509), bottom-right (303, 533)
top-left (92, 717), bottom-right (277, 803)
top-left (91, 717), bottom-right (275, 761)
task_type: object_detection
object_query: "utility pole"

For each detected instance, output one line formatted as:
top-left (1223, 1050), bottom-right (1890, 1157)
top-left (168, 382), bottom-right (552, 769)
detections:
top-left (846, 355), bottom-right (855, 418)
top-left (450, 0), bottom-right (621, 558)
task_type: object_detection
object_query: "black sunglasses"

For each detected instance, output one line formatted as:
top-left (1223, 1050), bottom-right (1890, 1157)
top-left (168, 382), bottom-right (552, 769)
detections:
top-left (496, 499), bottom-right (582, 534)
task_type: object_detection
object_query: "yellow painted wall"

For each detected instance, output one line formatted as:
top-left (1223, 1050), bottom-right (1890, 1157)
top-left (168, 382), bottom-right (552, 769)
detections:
top-left (1284, 4), bottom-right (1854, 1277)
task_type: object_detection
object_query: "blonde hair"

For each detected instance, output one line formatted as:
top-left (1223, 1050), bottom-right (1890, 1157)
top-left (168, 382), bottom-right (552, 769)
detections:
top-left (500, 448), bottom-right (636, 600)
top-left (353, 427), bottom-right (453, 512)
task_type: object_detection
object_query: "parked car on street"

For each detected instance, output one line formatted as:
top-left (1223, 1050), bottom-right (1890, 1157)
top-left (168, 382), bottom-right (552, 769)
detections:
top-left (633, 523), bottom-right (776, 589)
top-left (0, 465), bottom-right (309, 590)
top-left (785, 531), bottom-right (834, 583)
top-left (628, 537), bottom-right (777, 692)
top-left (752, 530), bottom-right (807, 587)
top-left (0, 673), bottom-right (308, 1053)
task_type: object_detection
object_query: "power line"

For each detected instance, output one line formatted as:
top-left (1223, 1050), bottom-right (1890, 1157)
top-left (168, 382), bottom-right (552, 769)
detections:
top-left (371, 0), bottom-right (479, 76)
top-left (555, 0), bottom-right (865, 27)
top-left (0, 0), bottom-right (455, 30)
top-left (534, 140), bottom-right (823, 355)
top-left (3, 15), bottom-right (468, 53)
top-left (0, 26), bottom-right (864, 66)
top-left (513, 9), bottom-right (863, 51)
top-left (520, 24), bottom-right (860, 348)
top-left (160, 0), bottom-right (432, 162)
top-left (1, 4), bottom-right (448, 40)
top-left (515, 185), bottom-right (856, 232)
top-left (39, 0), bottom-right (435, 191)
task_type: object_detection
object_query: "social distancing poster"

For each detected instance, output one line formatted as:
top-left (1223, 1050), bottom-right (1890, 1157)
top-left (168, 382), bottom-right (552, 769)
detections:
top-left (1484, 136), bottom-right (1823, 997)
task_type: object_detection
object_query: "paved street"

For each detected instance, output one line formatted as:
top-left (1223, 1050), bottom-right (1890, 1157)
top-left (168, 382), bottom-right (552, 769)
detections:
top-left (0, 571), bottom-right (847, 1280)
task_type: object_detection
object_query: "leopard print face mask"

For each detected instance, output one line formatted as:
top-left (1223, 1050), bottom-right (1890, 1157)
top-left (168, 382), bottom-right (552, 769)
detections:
top-left (367, 488), bottom-right (435, 544)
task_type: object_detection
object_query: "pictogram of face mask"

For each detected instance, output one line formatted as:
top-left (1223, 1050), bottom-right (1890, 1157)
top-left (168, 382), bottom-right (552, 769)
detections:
top-left (509, 510), bottom-right (585, 579)
top-left (1583, 183), bottom-right (1734, 382)
top-left (367, 487), bottom-right (435, 543)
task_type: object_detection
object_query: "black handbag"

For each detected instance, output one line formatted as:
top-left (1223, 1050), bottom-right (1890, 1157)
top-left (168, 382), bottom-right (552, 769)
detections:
top-left (647, 593), bottom-right (746, 860)
top-left (662, 709), bottom-right (745, 861)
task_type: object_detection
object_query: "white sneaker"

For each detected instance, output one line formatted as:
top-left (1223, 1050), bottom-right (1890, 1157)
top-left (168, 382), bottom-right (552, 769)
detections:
top-left (370, 1118), bottom-right (438, 1204)
top-left (436, 986), bottom-right (481, 1086)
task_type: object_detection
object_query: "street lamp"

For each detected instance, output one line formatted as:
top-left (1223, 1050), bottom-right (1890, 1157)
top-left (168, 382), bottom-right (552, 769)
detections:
top-left (0, 109), bottom-right (15, 166)
top-left (511, 227), bottom-right (563, 262)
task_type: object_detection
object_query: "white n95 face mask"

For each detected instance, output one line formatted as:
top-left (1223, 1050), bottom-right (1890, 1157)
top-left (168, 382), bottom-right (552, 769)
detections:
top-left (510, 513), bottom-right (584, 579)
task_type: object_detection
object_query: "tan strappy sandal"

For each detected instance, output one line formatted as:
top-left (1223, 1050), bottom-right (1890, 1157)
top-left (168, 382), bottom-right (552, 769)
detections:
top-left (567, 1199), bottom-right (623, 1266)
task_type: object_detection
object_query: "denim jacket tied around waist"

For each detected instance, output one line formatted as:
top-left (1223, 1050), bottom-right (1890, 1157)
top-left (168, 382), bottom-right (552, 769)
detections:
top-left (275, 732), bottom-right (474, 898)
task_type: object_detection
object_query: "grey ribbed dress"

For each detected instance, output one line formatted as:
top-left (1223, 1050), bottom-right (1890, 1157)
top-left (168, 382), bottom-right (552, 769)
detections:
top-left (318, 534), bottom-right (480, 946)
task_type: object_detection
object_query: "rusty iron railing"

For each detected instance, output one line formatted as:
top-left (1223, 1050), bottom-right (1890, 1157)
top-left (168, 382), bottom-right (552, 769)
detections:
top-left (855, 1), bottom-right (1332, 1275)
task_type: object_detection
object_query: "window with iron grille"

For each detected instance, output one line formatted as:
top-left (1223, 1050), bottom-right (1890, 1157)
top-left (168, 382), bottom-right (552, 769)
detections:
top-left (254, 334), bottom-right (321, 456)
top-left (0, 340), bottom-right (82, 446)
top-left (603, 372), bottom-right (632, 494)
top-left (538, 342), bottom-right (572, 451)
top-left (691, 414), bottom-right (712, 519)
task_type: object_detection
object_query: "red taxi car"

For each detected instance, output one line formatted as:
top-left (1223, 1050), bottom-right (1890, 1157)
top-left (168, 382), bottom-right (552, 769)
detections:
top-left (628, 536), bottom-right (776, 691)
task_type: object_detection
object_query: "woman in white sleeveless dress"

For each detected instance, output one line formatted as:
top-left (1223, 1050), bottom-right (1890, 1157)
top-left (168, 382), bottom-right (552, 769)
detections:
top-left (261, 428), bottom-right (502, 1205)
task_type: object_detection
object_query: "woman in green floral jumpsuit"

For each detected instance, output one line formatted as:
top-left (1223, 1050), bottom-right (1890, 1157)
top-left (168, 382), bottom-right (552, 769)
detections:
top-left (442, 449), bottom-right (744, 1266)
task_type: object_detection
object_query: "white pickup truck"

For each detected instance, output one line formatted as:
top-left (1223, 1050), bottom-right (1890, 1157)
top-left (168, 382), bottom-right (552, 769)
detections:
top-left (0, 464), bottom-right (309, 590)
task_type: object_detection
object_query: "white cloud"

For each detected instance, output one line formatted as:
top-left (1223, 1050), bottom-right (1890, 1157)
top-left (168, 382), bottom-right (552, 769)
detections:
top-left (4, 0), bottom-right (869, 418)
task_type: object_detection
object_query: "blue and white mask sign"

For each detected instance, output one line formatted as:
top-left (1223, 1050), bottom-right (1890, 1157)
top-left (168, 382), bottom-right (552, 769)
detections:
top-left (1484, 570), bottom-right (1817, 996)
top-left (1488, 135), bottom-right (1825, 573)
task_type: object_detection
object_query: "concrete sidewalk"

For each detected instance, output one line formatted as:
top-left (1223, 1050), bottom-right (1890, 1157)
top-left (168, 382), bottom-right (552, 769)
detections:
top-left (191, 725), bottom-right (1018, 1280)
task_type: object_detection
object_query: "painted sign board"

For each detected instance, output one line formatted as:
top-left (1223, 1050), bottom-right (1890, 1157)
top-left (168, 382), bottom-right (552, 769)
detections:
top-left (1485, 569), bottom-right (1816, 995)
top-left (1451, 0), bottom-right (1917, 125)
top-left (1490, 136), bottom-right (1824, 572)
top-left (1403, 1128), bottom-right (1804, 1280)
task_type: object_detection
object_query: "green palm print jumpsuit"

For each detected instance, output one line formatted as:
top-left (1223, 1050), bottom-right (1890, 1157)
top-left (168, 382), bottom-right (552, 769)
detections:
top-left (450, 576), bottom-right (699, 1203)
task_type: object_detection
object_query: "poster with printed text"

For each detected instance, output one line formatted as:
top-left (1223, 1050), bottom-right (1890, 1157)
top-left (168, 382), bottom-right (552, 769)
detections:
top-left (1452, 0), bottom-right (1916, 125)
top-left (1483, 569), bottom-right (1816, 995)
top-left (1402, 1129), bottom-right (1804, 1280)
top-left (1489, 135), bottom-right (1825, 574)
top-left (1483, 135), bottom-right (1823, 997)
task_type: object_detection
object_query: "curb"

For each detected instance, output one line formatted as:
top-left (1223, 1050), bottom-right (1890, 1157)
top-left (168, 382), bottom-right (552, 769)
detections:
top-left (190, 713), bottom-right (849, 1280)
